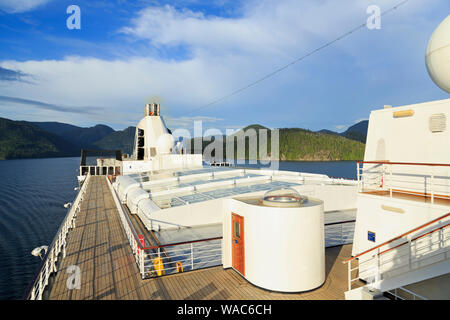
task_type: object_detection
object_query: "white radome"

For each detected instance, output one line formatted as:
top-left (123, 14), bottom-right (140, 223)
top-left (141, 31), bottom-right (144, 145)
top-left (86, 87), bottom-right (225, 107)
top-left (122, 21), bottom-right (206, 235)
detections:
top-left (426, 15), bottom-right (450, 94)
top-left (156, 133), bottom-right (174, 154)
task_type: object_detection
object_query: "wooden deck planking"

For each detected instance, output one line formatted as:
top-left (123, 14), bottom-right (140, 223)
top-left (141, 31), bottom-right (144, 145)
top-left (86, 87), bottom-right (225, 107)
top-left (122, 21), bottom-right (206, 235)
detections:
top-left (46, 176), bottom-right (360, 300)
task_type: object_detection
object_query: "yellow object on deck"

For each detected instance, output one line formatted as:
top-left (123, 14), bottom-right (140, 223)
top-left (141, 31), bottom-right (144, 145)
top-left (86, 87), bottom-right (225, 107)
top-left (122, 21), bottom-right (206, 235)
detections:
top-left (154, 257), bottom-right (165, 276)
top-left (176, 261), bottom-right (183, 273)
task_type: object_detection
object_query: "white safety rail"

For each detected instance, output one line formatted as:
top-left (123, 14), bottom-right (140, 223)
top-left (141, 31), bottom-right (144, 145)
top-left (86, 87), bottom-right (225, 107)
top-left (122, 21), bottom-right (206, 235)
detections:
top-left (80, 165), bottom-right (121, 176)
top-left (325, 220), bottom-right (356, 248)
top-left (344, 212), bottom-right (450, 293)
top-left (25, 175), bottom-right (91, 300)
top-left (106, 176), bottom-right (223, 279)
top-left (106, 175), bottom-right (147, 278)
top-left (357, 161), bottom-right (450, 204)
top-left (142, 238), bottom-right (222, 278)
top-left (386, 286), bottom-right (429, 300)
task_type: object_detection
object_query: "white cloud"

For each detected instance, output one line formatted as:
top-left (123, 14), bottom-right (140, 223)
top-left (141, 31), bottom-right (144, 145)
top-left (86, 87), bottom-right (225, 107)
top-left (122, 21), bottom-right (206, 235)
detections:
top-left (0, 0), bottom-right (51, 13)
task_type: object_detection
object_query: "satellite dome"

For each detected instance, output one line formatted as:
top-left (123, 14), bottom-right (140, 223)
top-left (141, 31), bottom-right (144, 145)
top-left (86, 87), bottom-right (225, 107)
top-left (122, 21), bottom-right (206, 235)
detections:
top-left (262, 188), bottom-right (307, 208)
top-left (156, 133), bottom-right (174, 154)
top-left (426, 15), bottom-right (450, 93)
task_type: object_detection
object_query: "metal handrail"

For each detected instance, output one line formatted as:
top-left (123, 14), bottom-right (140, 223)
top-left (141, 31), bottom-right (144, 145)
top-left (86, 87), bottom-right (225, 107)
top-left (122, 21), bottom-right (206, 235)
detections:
top-left (24, 174), bottom-right (91, 300)
top-left (387, 286), bottom-right (429, 300)
top-left (344, 217), bottom-right (449, 292)
top-left (344, 212), bottom-right (450, 263)
top-left (106, 176), bottom-right (225, 279)
top-left (141, 236), bottom-right (223, 251)
top-left (357, 161), bottom-right (450, 167)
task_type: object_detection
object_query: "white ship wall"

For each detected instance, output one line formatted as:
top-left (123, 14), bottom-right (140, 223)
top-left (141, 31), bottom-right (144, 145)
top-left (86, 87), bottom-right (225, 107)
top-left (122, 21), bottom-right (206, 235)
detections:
top-left (353, 99), bottom-right (450, 256)
top-left (364, 99), bottom-right (450, 164)
top-left (353, 194), bottom-right (449, 255)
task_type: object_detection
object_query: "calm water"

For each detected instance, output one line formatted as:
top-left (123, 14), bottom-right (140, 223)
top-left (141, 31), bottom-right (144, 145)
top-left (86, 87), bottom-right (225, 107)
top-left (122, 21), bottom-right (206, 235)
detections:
top-left (0, 157), bottom-right (356, 300)
top-left (0, 157), bottom-right (80, 300)
top-left (233, 160), bottom-right (357, 180)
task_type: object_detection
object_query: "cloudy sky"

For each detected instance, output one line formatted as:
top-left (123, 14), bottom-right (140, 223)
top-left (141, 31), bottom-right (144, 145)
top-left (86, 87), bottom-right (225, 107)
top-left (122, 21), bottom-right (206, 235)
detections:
top-left (0, 0), bottom-right (448, 134)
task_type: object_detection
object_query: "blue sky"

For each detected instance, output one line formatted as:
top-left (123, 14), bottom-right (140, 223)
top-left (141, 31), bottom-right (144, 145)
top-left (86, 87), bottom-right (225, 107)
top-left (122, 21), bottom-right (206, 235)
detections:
top-left (0, 0), bottom-right (448, 134)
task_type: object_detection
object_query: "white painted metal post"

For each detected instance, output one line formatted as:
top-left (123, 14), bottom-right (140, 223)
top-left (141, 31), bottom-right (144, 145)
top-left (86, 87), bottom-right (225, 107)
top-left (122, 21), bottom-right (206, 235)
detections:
top-left (374, 248), bottom-right (381, 290)
top-left (389, 164), bottom-right (393, 198)
top-left (140, 247), bottom-right (144, 279)
top-left (408, 235), bottom-right (412, 270)
top-left (347, 261), bottom-right (351, 291)
top-left (430, 167), bottom-right (435, 204)
top-left (357, 163), bottom-right (361, 192)
top-left (191, 243), bottom-right (194, 270)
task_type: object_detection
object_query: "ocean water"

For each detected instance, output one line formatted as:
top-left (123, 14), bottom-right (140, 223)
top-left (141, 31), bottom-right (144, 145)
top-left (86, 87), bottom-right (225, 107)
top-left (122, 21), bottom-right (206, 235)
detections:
top-left (0, 157), bottom-right (356, 300)
top-left (0, 157), bottom-right (80, 300)
top-left (232, 160), bottom-right (357, 180)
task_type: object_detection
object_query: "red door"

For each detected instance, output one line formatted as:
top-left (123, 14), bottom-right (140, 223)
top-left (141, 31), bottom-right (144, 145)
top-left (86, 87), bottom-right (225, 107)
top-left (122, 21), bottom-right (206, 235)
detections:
top-left (232, 213), bottom-right (245, 276)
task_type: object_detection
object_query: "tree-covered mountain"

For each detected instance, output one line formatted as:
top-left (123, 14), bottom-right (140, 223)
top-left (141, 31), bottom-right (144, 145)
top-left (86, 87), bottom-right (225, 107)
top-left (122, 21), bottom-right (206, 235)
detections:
top-left (315, 120), bottom-right (369, 143)
top-left (188, 123), bottom-right (365, 161)
top-left (341, 120), bottom-right (368, 143)
top-left (0, 118), bottom-right (79, 160)
top-left (32, 121), bottom-right (114, 148)
top-left (93, 126), bottom-right (136, 155)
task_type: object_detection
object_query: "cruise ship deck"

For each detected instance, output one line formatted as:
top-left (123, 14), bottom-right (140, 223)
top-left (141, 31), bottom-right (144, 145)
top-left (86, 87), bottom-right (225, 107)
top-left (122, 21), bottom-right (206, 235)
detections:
top-left (44, 176), bottom-right (360, 300)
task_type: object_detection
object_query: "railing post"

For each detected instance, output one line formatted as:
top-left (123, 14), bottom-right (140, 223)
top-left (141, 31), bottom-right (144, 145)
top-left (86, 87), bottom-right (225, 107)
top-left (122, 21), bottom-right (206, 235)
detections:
top-left (347, 261), bottom-right (351, 291)
top-left (357, 162), bottom-right (361, 192)
top-left (408, 235), bottom-right (412, 270)
top-left (140, 246), bottom-right (144, 279)
top-left (430, 167), bottom-right (435, 204)
top-left (374, 248), bottom-right (381, 290)
top-left (191, 243), bottom-right (194, 271)
top-left (389, 164), bottom-right (393, 198)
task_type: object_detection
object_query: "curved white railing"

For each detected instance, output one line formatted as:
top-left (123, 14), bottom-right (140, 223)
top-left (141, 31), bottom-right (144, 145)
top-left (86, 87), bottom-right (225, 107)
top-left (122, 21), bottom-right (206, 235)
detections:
top-left (344, 212), bottom-right (450, 293)
top-left (25, 175), bottom-right (91, 300)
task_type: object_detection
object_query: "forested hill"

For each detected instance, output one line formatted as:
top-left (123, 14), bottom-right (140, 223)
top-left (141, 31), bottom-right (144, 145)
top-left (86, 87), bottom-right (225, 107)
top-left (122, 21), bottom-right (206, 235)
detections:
top-left (0, 116), bottom-right (366, 161)
top-left (188, 124), bottom-right (365, 161)
top-left (0, 118), bottom-right (79, 160)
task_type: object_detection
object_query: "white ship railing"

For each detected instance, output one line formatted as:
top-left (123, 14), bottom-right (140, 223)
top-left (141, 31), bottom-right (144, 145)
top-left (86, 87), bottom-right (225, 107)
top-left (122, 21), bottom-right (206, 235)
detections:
top-left (80, 165), bottom-right (120, 176)
top-left (325, 220), bottom-right (356, 248)
top-left (25, 174), bottom-right (91, 300)
top-left (386, 286), bottom-right (428, 300)
top-left (344, 212), bottom-right (450, 293)
top-left (357, 161), bottom-right (450, 204)
top-left (106, 176), bottom-right (223, 279)
top-left (141, 238), bottom-right (222, 278)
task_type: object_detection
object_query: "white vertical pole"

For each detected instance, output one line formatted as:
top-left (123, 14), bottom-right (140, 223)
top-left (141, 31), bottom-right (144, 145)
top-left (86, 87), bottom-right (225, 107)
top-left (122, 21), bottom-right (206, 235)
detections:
top-left (347, 261), bottom-right (351, 291)
top-left (408, 235), bottom-right (412, 270)
top-left (374, 248), bottom-right (381, 290)
top-left (389, 164), bottom-right (393, 198)
top-left (357, 163), bottom-right (361, 192)
top-left (430, 167), bottom-right (434, 204)
top-left (191, 243), bottom-right (194, 271)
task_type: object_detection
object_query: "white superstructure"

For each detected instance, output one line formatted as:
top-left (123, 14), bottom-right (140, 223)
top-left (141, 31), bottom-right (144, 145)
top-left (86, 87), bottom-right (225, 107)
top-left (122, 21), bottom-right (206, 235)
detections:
top-left (345, 16), bottom-right (450, 300)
